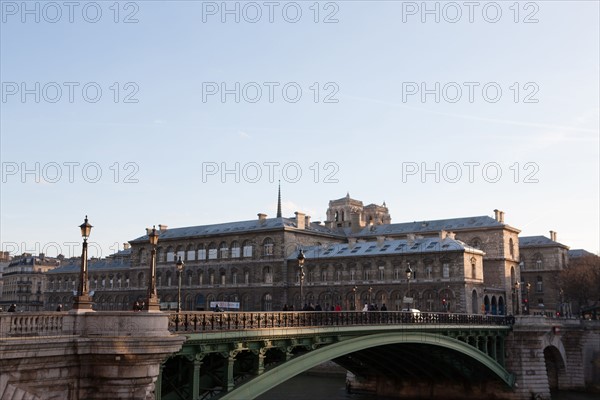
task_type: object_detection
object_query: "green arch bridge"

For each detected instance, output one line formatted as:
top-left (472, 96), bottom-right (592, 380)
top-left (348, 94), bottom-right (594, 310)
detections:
top-left (160, 311), bottom-right (515, 400)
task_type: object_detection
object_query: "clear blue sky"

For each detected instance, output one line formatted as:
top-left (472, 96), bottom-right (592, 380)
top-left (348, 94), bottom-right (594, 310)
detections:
top-left (1, 1), bottom-right (598, 258)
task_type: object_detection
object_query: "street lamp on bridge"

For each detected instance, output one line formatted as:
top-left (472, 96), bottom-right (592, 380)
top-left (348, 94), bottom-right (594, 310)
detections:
top-left (405, 264), bottom-right (413, 309)
top-left (146, 226), bottom-right (160, 311)
top-left (297, 249), bottom-right (305, 308)
top-left (176, 256), bottom-right (185, 313)
top-left (73, 216), bottom-right (94, 311)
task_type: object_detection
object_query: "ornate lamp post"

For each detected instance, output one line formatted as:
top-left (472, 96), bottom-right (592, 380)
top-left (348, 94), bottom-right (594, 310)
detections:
top-left (352, 286), bottom-right (357, 310)
top-left (405, 264), bottom-right (413, 309)
top-left (297, 249), bottom-right (305, 308)
top-left (368, 286), bottom-right (373, 306)
top-left (146, 226), bottom-right (160, 311)
top-left (73, 216), bottom-right (94, 311)
top-left (176, 256), bottom-right (185, 313)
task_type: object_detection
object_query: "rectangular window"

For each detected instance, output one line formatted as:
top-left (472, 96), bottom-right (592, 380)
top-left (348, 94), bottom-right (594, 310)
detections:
top-left (198, 249), bottom-right (207, 260)
top-left (379, 267), bottom-right (385, 281)
top-left (442, 263), bottom-right (450, 278)
top-left (177, 250), bottom-right (185, 260)
top-left (220, 248), bottom-right (228, 259)
top-left (243, 246), bottom-right (253, 257)
top-left (166, 252), bottom-right (175, 262)
top-left (425, 266), bottom-right (432, 279)
top-left (208, 249), bottom-right (217, 259)
top-left (321, 270), bottom-right (327, 281)
top-left (231, 247), bottom-right (240, 258)
top-left (187, 250), bottom-right (196, 260)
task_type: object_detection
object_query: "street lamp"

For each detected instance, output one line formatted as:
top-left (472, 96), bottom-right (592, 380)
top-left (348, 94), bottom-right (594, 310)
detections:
top-left (73, 216), bottom-right (94, 311)
top-left (368, 286), bottom-right (373, 306)
top-left (352, 286), bottom-right (357, 310)
top-left (176, 256), bottom-right (184, 313)
top-left (405, 264), bottom-right (413, 309)
top-left (146, 226), bottom-right (160, 311)
top-left (514, 281), bottom-right (520, 315)
top-left (297, 249), bottom-right (305, 308)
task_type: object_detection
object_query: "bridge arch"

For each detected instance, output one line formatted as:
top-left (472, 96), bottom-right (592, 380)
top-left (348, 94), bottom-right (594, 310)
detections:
top-left (541, 334), bottom-right (568, 390)
top-left (221, 332), bottom-right (514, 400)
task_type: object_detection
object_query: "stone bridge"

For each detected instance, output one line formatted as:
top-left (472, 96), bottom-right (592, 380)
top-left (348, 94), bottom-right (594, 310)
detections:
top-left (0, 312), bottom-right (598, 400)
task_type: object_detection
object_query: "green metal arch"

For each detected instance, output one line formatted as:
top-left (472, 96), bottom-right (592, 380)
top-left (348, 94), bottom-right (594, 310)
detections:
top-left (221, 332), bottom-right (515, 400)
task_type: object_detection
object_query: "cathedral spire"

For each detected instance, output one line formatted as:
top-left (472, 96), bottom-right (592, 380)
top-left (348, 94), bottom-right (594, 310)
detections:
top-left (276, 180), bottom-right (282, 218)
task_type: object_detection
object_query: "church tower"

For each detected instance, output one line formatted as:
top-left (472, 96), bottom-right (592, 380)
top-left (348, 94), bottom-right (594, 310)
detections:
top-left (324, 193), bottom-right (391, 231)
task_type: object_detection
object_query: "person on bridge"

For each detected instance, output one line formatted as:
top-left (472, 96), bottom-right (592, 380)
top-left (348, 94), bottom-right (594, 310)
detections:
top-left (8, 304), bottom-right (16, 312)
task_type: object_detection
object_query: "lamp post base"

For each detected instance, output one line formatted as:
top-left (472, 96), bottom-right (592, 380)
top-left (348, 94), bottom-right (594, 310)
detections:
top-left (72, 295), bottom-right (94, 312)
top-left (145, 295), bottom-right (161, 312)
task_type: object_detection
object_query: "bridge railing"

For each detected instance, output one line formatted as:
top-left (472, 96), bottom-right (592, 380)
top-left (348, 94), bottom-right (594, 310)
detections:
top-left (167, 311), bottom-right (512, 333)
top-left (0, 313), bottom-right (69, 338)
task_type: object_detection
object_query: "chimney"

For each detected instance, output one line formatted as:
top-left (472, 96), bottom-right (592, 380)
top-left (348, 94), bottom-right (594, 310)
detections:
top-left (438, 230), bottom-right (447, 240)
top-left (158, 224), bottom-right (168, 232)
top-left (295, 212), bottom-right (305, 229)
top-left (351, 213), bottom-right (361, 233)
top-left (446, 231), bottom-right (456, 240)
top-left (407, 233), bottom-right (416, 245)
top-left (493, 209), bottom-right (500, 221)
top-left (348, 238), bottom-right (357, 249)
top-left (499, 211), bottom-right (505, 223)
top-left (123, 243), bottom-right (131, 250)
top-left (257, 213), bottom-right (267, 223)
top-left (549, 230), bottom-right (557, 241)
top-left (376, 236), bottom-right (386, 247)
top-left (305, 215), bottom-right (311, 226)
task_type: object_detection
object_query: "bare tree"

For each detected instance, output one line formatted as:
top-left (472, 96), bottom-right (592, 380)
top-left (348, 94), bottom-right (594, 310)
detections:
top-left (559, 255), bottom-right (600, 313)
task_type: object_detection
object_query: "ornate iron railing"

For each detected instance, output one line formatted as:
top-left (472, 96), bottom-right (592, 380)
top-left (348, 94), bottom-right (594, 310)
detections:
top-left (168, 311), bottom-right (513, 333)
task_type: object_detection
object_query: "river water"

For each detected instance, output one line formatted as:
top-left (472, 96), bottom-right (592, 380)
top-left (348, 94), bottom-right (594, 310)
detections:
top-left (257, 374), bottom-right (598, 400)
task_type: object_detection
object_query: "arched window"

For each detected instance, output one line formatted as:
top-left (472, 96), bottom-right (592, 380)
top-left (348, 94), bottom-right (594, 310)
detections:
top-left (264, 266), bottom-right (272, 283)
top-left (186, 244), bottom-right (195, 261)
top-left (220, 270), bottom-right (226, 285)
top-left (509, 238), bottom-right (515, 258)
top-left (263, 238), bottom-right (274, 256)
top-left (471, 257), bottom-right (477, 279)
top-left (262, 293), bottom-right (272, 311)
top-left (166, 246), bottom-right (175, 262)
top-left (242, 240), bottom-right (253, 258)
top-left (321, 269), bottom-right (327, 282)
top-left (197, 244), bottom-right (206, 260)
top-left (230, 241), bottom-right (240, 258)
top-left (219, 242), bottom-right (228, 259)
top-left (208, 243), bottom-right (217, 260)
top-left (166, 271), bottom-right (172, 287)
top-left (139, 248), bottom-right (147, 265)
top-left (244, 270), bottom-right (250, 284)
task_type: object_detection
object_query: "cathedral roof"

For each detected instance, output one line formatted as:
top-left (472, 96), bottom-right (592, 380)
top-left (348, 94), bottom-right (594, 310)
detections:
top-left (290, 237), bottom-right (482, 260)
top-left (349, 215), bottom-right (506, 237)
top-left (519, 235), bottom-right (568, 249)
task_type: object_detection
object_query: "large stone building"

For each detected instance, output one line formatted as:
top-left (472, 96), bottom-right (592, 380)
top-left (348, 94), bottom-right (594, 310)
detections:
top-left (42, 193), bottom-right (536, 316)
top-left (519, 232), bottom-right (570, 317)
top-left (1, 253), bottom-right (61, 311)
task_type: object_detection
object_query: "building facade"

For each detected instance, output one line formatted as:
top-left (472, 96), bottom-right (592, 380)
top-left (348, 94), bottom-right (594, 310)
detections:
top-left (41, 194), bottom-right (536, 315)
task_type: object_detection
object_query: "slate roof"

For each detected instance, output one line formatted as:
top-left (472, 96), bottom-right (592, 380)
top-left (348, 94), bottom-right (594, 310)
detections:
top-left (568, 249), bottom-right (596, 258)
top-left (129, 217), bottom-right (342, 243)
top-left (288, 237), bottom-right (483, 260)
top-left (350, 215), bottom-right (506, 237)
top-left (519, 236), bottom-right (568, 249)
top-left (47, 260), bottom-right (130, 274)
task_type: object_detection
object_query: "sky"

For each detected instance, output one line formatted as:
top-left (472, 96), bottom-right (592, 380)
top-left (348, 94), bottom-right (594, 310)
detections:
top-left (1, 0), bottom-right (598, 259)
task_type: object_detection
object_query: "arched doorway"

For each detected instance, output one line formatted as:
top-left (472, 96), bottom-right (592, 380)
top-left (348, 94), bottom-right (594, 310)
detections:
top-left (472, 290), bottom-right (478, 314)
top-left (543, 346), bottom-right (566, 391)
